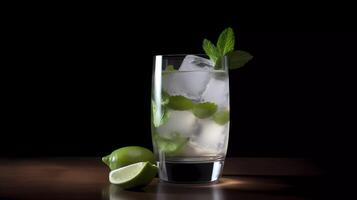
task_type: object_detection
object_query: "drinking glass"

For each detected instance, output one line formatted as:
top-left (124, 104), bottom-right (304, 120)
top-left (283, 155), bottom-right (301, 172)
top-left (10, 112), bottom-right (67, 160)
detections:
top-left (151, 54), bottom-right (230, 183)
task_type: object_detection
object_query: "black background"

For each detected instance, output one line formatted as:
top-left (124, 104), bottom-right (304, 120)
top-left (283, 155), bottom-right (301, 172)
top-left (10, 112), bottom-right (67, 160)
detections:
top-left (2, 4), bottom-right (356, 159)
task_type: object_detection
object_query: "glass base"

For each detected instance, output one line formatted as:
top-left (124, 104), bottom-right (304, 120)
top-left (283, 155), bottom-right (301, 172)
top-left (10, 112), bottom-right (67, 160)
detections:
top-left (157, 160), bottom-right (224, 183)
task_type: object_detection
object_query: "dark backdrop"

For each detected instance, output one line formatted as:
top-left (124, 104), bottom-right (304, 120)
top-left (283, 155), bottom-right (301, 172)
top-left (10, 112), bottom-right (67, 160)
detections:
top-left (2, 5), bottom-right (355, 158)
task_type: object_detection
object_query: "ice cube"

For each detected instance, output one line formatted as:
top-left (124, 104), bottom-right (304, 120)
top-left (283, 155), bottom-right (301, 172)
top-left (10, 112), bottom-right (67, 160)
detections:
top-left (188, 119), bottom-right (229, 154)
top-left (162, 72), bottom-right (210, 100)
top-left (162, 55), bottom-right (213, 100)
top-left (156, 110), bottom-right (198, 138)
top-left (201, 73), bottom-right (229, 108)
top-left (179, 55), bottom-right (214, 71)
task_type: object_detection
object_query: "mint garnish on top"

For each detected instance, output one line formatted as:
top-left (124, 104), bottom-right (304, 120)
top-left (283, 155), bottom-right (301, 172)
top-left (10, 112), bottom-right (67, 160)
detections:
top-left (202, 27), bottom-right (253, 69)
top-left (217, 27), bottom-right (235, 56)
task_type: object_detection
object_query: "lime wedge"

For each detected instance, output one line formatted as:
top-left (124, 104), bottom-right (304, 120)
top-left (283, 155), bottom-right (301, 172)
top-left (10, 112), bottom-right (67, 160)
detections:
top-left (192, 102), bottom-right (217, 118)
top-left (167, 95), bottom-right (194, 110)
top-left (109, 162), bottom-right (157, 189)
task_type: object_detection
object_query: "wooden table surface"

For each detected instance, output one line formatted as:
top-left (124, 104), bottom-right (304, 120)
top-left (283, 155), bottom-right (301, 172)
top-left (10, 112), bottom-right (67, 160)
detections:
top-left (0, 157), bottom-right (326, 200)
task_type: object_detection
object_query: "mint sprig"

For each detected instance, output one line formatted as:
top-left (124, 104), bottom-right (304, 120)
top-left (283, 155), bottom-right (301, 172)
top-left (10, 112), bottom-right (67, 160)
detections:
top-left (217, 27), bottom-right (235, 56)
top-left (202, 27), bottom-right (253, 69)
top-left (203, 39), bottom-right (220, 64)
top-left (218, 50), bottom-right (253, 70)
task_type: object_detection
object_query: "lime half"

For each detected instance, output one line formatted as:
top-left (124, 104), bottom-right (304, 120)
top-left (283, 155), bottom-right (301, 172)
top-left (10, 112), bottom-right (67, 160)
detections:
top-left (102, 146), bottom-right (155, 170)
top-left (109, 162), bottom-right (157, 189)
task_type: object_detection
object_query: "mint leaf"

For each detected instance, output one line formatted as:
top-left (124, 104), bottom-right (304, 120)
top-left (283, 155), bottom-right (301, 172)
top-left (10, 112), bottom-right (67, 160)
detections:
top-left (165, 65), bottom-right (175, 71)
top-left (168, 95), bottom-right (194, 110)
top-left (226, 50), bottom-right (253, 69)
top-left (163, 64), bottom-right (177, 75)
top-left (203, 39), bottom-right (220, 64)
top-left (203, 27), bottom-right (253, 70)
top-left (192, 102), bottom-right (218, 119)
top-left (152, 100), bottom-right (170, 127)
top-left (161, 91), bottom-right (170, 106)
top-left (160, 108), bottom-right (170, 126)
top-left (213, 110), bottom-right (230, 125)
top-left (153, 132), bottom-right (188, 156)
top-left (217, 27), bottom-right (235, 56)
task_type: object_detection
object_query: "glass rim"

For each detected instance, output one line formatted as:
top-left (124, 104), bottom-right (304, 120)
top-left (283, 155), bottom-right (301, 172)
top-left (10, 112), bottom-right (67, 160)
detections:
top-left (153, 54), bottom-right (229, 72)
top-left (154, 54), bottom-right (207, 57)
top-left (153, 54), bottom-right (229, 59)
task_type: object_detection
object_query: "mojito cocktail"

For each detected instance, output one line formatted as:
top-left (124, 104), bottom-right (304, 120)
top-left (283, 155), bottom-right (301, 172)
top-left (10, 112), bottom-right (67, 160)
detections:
top-left (152, 55), bottom-right (229, 183)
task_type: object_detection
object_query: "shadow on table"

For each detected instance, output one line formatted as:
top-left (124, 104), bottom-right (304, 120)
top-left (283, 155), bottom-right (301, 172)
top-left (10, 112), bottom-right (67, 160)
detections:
top-left (104, 176), bottom-right (324, 200)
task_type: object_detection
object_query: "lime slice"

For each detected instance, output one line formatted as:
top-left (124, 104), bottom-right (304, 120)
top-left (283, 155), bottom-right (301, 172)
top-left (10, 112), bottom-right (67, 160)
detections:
top-left (102, 146), bottom-right (155, 170)
top-left (213, 110), bottom-right (230, 125)
top-left (192, 102), bottom-right (217, 118)
top-left (109, 162), bottom-right (157, 189)
top-left (167, 95), bottom-right (194, 110)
